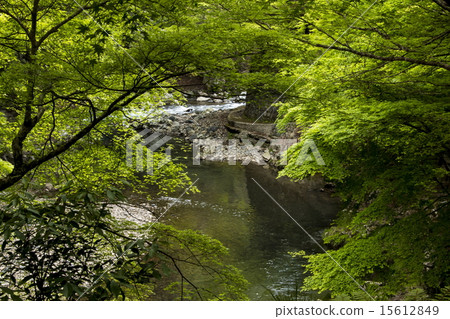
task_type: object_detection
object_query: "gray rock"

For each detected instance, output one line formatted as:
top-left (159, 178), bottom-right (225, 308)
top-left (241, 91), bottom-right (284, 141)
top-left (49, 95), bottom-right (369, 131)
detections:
top-left (237, 131), bottom-right (249, 140)
top-left (45, 183), bottom-right (56, 192)
top-left (197, 96), bottom-right (211, 102)
top-left (188, 134), bottom-right (198, 141)
top-left (262, 149), bottom-right (271, 161)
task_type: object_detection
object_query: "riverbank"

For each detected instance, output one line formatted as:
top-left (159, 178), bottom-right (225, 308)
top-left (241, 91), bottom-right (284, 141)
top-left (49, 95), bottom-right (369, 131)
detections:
top-left (141, 107), bottom-right (299, 170)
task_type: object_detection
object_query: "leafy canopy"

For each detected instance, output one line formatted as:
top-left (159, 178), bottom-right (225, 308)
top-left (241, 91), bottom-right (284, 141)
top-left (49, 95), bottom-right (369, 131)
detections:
top-left (0, 0), bottom-right (261, 300)
top-left (277, 0), bottom-right (450, 300)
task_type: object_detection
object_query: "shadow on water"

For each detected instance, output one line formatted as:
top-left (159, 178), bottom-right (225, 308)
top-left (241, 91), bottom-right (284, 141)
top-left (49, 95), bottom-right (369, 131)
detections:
top-left (158, 159), bottom-right (340, 300)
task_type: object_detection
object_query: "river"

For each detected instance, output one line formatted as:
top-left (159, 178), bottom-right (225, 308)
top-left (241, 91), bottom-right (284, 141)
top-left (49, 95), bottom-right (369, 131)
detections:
top-left (131, 103), bottom-right (340, 300)
top-left (155, 159), bottom-right (339, 300)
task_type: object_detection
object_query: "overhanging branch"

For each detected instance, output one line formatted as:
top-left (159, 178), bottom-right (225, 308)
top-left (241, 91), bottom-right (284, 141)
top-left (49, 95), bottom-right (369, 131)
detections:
top-left (297, 38), bottom-right (450, 71)
top-left (0, 90), bottom-right (143, 191)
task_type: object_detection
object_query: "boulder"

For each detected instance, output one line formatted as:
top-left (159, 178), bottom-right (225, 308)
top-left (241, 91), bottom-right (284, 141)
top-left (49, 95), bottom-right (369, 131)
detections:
top-left (197, 96), bottom-right (211, 102)
top-left (262, 149), bottom-right (271, 161)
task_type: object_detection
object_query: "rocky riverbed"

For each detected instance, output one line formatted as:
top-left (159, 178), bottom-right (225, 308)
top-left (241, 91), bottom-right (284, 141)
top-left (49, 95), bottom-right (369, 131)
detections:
top-left (138, 108), bottom-right (299, 170)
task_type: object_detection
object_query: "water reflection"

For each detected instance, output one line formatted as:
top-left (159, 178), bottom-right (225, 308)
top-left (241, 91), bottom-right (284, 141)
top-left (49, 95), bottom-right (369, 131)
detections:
top-left (160, 161), bottom-right (339, 300)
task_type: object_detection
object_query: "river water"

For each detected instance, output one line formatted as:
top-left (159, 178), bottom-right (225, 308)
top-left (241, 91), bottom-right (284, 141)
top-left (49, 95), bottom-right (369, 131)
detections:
top-left (131, 102), bottom-right (339, 300)
top-left (157, 159), bottom-right (339, 300)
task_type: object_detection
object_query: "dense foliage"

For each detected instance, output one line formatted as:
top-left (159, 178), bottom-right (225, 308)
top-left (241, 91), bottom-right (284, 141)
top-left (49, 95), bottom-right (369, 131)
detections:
top-left (277, 0), bottom-right (450, 300)
top-left (0, 184), bottom-right (248, 300)
top-left (0, 0), bottom-right (448, 301)
top-left (0, 0), bottom-right (255, 300)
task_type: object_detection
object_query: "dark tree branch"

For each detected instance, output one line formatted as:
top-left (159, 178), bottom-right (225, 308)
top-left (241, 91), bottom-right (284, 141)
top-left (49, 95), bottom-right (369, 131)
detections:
top-left (30, 0), bottom-right (40, 53)
top-left (36, 8), bottom-right (85, 48)
top-left (0, 7), bottom-right (31, 40)
top-left (432, 0), bottom-right (450, 12)
top-left (37, 1), bottom-right (109, 49)
top-left (297, 39), bottom-right (450, 71)
top-left (157, 250), bottom-right (204, 301)
top-left (0, 90), bottom-right (144, 191)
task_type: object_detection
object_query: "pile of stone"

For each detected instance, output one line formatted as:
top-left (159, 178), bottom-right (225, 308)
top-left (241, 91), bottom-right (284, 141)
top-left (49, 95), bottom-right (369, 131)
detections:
top-left (146, 109), bottom-right (231, 141)
top-left (142, 108), bottom-right (300, 170)
top-left (190, 91), bottom-right (247, 104)
top-left (109, 203), bottom-right (157, 224)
